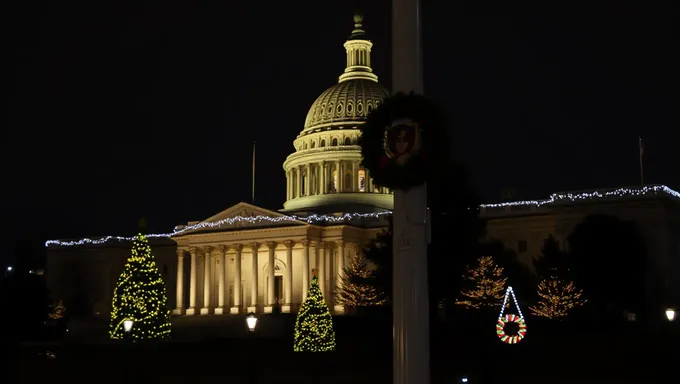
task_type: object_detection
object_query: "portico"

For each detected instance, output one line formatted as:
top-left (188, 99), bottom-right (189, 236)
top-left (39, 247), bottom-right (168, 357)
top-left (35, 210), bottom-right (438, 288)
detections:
top-left (172, 203), bottom-right (377, 315)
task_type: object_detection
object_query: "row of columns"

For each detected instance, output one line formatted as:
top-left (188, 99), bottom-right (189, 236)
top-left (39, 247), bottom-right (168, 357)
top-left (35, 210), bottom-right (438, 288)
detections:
top-left (286, 160), bottom-right (391, 200)
top-left (174, 240), bottom-right (353, 315)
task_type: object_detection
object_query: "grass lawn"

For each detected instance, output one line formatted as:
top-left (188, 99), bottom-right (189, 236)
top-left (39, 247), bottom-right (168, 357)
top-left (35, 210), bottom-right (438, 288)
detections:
top-left (8, 314), bottom-right (680, 383)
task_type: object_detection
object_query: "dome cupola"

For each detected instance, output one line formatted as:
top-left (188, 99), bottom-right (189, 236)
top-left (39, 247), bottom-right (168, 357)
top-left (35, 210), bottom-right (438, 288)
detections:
top-left (281, 13), bottom-right (393, 214)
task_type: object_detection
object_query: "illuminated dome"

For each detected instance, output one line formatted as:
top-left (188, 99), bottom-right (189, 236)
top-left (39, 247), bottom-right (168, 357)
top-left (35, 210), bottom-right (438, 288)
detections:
top-left (282, 13), bottom-right (393, 213)
top-left (303, 79), bottom-right (390, 131)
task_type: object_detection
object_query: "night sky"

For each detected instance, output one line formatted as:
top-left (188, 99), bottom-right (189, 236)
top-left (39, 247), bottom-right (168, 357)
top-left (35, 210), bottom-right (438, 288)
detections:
top-left (6, 1), bottom-right (679, 262)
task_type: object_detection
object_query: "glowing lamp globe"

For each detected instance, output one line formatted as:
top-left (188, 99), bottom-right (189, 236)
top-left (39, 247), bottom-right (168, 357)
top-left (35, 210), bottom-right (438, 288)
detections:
top-left (246, 313), bottom-right (258, 332)
top-left (666, 309), bottom-right (676, 322)
top-left (123, 319), bottom-right (134, 332)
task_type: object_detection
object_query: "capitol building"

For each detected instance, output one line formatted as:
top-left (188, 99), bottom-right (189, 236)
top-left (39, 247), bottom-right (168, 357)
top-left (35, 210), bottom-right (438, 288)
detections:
top-left (45, 15), bottom-right (680, 318)
top-left (46, 15), bottom-right (394, 317)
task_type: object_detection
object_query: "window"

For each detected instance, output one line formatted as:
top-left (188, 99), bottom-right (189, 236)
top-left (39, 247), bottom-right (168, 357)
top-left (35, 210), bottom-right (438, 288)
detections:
top-left (518, 240), bottom-right (528, 253)
top-left (332, 170), bottom-right (338, 192)
top-left (320, 139), bottom-right (326, 147)
top-left (331, 138), bottom-right (338, 146)
top-left (304, 142), bottom-right (308, 150)
top-left (311, 141), bottom-right (316, 148)
top-left (344, 137), bottom-right (351, 145)
top-left (358, 170), bottom-right (366, 192)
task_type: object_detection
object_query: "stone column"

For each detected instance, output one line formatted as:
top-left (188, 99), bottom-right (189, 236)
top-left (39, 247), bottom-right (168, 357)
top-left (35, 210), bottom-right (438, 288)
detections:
top-left (230, 244), bottom-right (243, 314)
top-left (296, 166), bottom-right (302, 198)
top-left (352, 161), bottom-right (358, 192)
top-left (200, 246), bottom-right (213, 315)
top-left (302, 240), bottom-right (310, 301)
top-left (319, 161), bottom-right (326, 195)
top-left (215, 245), bottom-right (228, 314)
top-left (305, 164), bottom-right (311, 196)
top-left (187, 247), bottom-right (198, 315)
top-left (334, 241), bottom-right (346, 313)
top-left (285, 171), bottom-right (290, 200)
top-left (283, 240), bottom-right (293, 313)
top-left (173, 248), bottom-right (185, 315)
top-left (265, 242), bottom-right (277, 313)
top-left (248, 243), bottom-right (260, 313)
top-left (318, 242), bottom-right (326, 297)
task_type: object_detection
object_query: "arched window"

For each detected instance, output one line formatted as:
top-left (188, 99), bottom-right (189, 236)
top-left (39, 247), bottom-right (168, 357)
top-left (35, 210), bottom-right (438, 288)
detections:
top-left (358, 170), bottom-right (366, 192)
top-left (331, 138), bottom-right (338, 146)
top-left (344, 137), bottom-right (351, 145)
top-left (320, 139), bottom-right (326, 147)
top-left (311, 141), bottom-right (316, 148)
top-left (304, 142), bottom-right (308, 150)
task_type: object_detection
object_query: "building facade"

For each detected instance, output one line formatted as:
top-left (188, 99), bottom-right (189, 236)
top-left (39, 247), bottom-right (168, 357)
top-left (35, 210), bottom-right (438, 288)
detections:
top-left (480, 185), bottom-right (680, 304)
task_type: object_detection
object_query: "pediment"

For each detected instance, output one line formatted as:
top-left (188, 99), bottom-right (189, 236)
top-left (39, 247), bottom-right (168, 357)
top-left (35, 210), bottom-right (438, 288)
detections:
top-left (175, 202), bottom-right (307, 235)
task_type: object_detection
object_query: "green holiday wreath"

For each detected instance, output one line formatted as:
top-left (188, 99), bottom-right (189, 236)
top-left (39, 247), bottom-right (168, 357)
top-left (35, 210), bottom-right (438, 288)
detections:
top-left (359, 92), bottom-right (448, 190)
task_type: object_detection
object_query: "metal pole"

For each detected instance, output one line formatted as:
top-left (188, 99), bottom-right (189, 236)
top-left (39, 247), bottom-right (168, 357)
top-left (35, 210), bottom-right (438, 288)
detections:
top-left (252, 141), bottom-right (256, 204)
top-left (392, 1), bottom-right (430, 384)
top-left (638, 136), bottom-right (644, 186)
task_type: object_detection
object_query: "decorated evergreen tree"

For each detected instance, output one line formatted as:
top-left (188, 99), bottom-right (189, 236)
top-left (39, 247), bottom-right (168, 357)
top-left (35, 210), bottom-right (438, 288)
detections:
top-left (293, 270), bottom-right (335, 352)
top-left (109, 234), bottom-right (171, 340)
top-left (49, 300), bottom-right (65, 320)
top-left (455, 256), bottom-right (507, 310)
top-left (336, 253), bottom-right (385, 308)
top-left (529, 276), bottom-right (587, 319)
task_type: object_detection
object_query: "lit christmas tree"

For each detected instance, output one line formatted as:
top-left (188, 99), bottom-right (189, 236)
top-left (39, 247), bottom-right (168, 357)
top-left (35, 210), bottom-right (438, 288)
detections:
top-left (109, 234), bottom-right (171, 340)
top-left (48, 299), bottom-right (65, 320)
top-left (293, 270), bottom-right (335, 352)
top-left (529, 276), bottom-right (587, 319)
top-left (336, 253), bottom-right (385, 308)
top-left (455, 256), bottom-right (507, 310)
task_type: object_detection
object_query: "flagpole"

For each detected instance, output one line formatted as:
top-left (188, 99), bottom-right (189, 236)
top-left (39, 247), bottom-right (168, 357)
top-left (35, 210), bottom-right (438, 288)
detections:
top-left (638, 136), bottom-right (644, 186)
top-left (252, 141), bottom-right (256, 204)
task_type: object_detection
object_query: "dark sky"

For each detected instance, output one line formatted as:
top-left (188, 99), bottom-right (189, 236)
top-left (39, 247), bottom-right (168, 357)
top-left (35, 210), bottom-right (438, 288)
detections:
top-left (6, 1), bottom-right (679, 259)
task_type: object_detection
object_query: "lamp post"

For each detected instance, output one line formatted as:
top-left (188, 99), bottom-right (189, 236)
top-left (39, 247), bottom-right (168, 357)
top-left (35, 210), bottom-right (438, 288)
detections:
top-left (246, 313), bottom-right (258, 332)
top-left (123, 319), bottom-right (134, 343)
top-left (245, 313), bottom-right (258, 383)
top-left (666, 308), bottom-right (676, 322)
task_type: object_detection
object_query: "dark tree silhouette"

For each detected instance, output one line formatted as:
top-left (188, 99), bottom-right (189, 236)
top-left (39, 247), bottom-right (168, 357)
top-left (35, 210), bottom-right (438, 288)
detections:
top-left (0, 242), bottom-right (50, 343)
top-left (428, 164), bottom-right (486, 317)
top-left (363, 163), bottom-right (486, 325)
top-left (533, 235), bottom-right (571, 278)
top-left (568, 214), bottom-right (647, 322)
top-left (481, 240), bottom-right (534, 302)
top-left (362, 218), bottom-right (393, 304)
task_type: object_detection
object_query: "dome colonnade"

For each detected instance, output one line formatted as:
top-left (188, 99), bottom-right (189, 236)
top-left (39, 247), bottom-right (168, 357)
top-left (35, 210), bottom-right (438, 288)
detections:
top-left (282, 14), bottom-right (393, 212)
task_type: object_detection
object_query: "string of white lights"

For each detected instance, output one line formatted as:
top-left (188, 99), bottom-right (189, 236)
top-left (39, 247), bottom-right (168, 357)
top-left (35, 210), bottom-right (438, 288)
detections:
top-left (498, 286), bottom-right (525, 321)
top-left (45, 211), bottom-right (392, 247)
top-left (481, 185), bottom-right (680, 209)
top-left (45, 184), bottom-right (679, 248)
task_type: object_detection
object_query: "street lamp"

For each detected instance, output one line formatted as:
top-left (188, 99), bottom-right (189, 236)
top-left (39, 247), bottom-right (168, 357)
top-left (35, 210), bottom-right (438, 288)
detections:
top-left (246, 313), bottom-right (258, 332)
top-left (666, 308), bottom-right (676, 322)
top-left (123, 319), bottom-right (134, 333)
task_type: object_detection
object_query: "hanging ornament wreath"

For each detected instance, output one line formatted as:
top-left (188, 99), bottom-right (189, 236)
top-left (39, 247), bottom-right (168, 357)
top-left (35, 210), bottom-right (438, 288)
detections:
top-left (359, 92), bottom-right (448, 191)
top-left (496, 286), bottom-right (527, 345)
